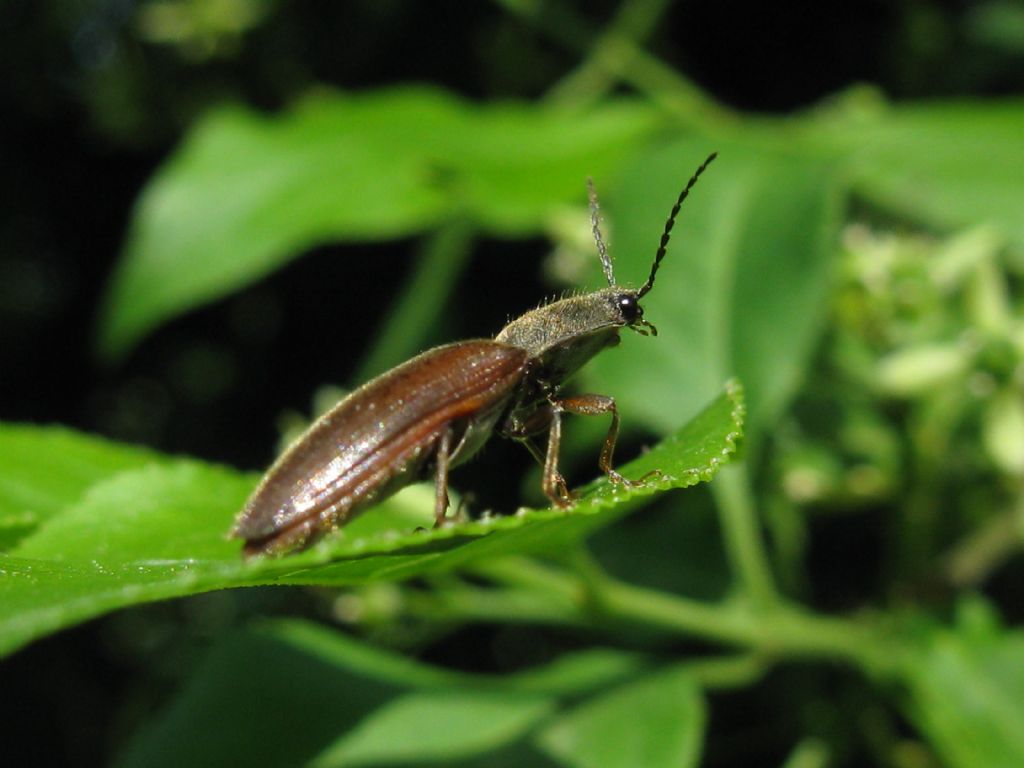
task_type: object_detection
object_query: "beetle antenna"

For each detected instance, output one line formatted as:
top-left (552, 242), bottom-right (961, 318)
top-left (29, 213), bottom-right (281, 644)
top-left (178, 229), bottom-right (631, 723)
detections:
top-left (587, 177), bottom-right (615, 287)
top-left (637, 152), bottom-right (717, 298)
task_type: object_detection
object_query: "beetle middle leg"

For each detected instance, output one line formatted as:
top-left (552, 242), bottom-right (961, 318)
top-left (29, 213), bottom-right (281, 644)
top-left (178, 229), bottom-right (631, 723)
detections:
top-left (553, 394), bottom-right (665, 489)
top-left (521, 434), bottom-right (573, 504)
top-left (501, 405), bottom-right (573, 506)
top-left (539, 408), bottom-right (577, 507)
top-left (432, 425), bottom-right (454, 527)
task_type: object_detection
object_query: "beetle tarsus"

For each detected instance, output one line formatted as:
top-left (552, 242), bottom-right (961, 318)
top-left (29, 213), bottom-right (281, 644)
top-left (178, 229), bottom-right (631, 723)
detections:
top-left (606, 467), bottom-right (666, 489)
top-left (605, 468), bottom-right (635, 487)
top-left (550, 472), bottom-right (575, 507)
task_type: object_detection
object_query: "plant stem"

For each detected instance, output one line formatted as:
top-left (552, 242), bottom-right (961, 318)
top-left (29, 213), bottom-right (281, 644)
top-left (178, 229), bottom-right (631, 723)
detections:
top-left (712, 462), bottom-right (779, 608)
top-left (591, 577), bottom-right (890, 673)
top-left (544, 0), bottom-right (673, 105)
top-left (466, 554), bottom-right (892, 676)
top-left (944, 497), bottom-right (1024, 586)
top-left (408, 585), bottom-right (589, 629)
top-left (686, 654), bottom-right (769, 691)
top-left (472, 555), bottom-right (583, 601)
top-left (494, 0), bottom-right (736, 131)
top-left (592, 34), bottom-right (738, 129)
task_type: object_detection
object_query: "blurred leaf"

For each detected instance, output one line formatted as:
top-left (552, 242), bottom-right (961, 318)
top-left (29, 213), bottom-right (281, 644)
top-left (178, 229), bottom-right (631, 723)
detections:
top-left (354, 219), bottom-right (476, 380)
top-left (116, 620), bottom-right (647, 768)
top-left (270, 618), bottom-right (651, 696)
top-left (98, 86), bottom-right (660, 359)
top-left (780, 738), bottom-right (830, 768)
top-left (115, 626), bottom-right (414, 768)
top-left (819, 98), bottom-right (1024, 248)
top-left (901, 602), bottom-right (1024, 768)
top-left (967, 2), bottom-right (1024, 56)
top-left (982, 388), bottom-right (1024, 476)
top-left (535, 663), bottom-right (705, 768)
top-left (588, 487), bottom-right (730, 600)
top-left (582, 100), bottom-right (1022, 448)
top-left (587, 139), bottom-right (840, 450)
top-left (0, 383), bottom-right (743, 657)
top-left (0, 423), bottom-right (164, 549)
top-left (311, 690), bottom-right (554, 767)
top-left (874, 342), bottom-right (970, 396)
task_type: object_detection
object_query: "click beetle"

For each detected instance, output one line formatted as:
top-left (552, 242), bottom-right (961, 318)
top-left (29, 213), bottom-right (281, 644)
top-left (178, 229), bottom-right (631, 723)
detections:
top-left (231, 153), bottom-right (717, 556)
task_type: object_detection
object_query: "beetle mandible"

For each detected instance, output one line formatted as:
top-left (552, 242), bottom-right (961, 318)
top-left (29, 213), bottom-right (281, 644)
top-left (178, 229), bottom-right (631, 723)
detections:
top-left (230, 153), bottom-right (717, 556)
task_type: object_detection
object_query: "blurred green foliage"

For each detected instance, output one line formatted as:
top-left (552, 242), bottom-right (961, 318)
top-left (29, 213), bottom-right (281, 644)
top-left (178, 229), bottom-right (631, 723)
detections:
top-left (2, 1), bottom-right (1024, 766)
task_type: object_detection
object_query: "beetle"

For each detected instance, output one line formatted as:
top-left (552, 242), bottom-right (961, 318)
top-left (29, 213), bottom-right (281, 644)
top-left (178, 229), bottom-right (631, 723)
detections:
top-left (230, 153), bottom-right (717, 557)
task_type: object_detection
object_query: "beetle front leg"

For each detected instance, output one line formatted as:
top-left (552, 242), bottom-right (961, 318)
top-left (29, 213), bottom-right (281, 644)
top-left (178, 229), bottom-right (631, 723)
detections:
top-left (553, 394), bottom-right (663, 488)
top-left (502, 404), bottom-right (572, 505)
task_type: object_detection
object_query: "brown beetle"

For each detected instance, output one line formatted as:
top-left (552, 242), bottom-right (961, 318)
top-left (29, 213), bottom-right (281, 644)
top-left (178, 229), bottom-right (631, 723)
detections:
top-left (231, 153), bottom-right (717, 556)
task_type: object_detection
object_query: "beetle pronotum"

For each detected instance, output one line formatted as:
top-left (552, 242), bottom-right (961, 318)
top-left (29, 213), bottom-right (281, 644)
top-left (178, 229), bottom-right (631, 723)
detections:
top-left (231, 153), bottom-right (717, 556)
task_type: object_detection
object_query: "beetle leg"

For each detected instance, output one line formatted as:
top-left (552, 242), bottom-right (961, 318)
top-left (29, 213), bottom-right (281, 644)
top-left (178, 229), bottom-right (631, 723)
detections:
top-left (451, 491), bottom-right (474, 524)
top-left (553, 394), bottom-right (664, 488)
top-left (500, 402), bottom-right (553, 439)
top-left (503, 405), bottom-right (573, 505)
top-left (433, 425), bottom-right (454, 527)
top-left (521, 434), bottom-right (572, 504)
top-left (541, 407), bottom-right (576, 507)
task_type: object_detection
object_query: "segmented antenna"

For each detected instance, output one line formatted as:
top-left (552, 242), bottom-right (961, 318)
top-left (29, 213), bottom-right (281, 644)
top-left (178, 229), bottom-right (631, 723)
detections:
top-left (587, 177), bottom-right (616, 287)
top-left (637, 152), bottom-right (717, 298)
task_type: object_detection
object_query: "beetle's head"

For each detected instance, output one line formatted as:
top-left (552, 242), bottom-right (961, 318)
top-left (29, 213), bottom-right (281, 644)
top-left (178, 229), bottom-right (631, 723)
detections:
top-left (610, 290), bottom-right (657, 336)
top-left (587, 152), bottom-right (717, 339)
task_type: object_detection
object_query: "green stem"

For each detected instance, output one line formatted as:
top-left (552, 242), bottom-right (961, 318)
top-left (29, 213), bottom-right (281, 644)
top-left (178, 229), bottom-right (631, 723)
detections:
top-left (944, 496), bottom-right (1024, 587)
top-left (471, 555), bottom-right (583, 601)
top-left (588, 577), bottom-right (889, 673)
top-left (467, 553), bottom-right (891, 676)
top-left (494, 0), bottom-right (735, 131)
top-left (686, 654), bottom-right (769, 691)
top-left (544, 0), bottom-right (674, 106)
top-left (591, 34), bottom-right (738, 129)
top-left (407, 586), bottom-right (589, 629)
top-left (712, 462), bottom-right (779, 608)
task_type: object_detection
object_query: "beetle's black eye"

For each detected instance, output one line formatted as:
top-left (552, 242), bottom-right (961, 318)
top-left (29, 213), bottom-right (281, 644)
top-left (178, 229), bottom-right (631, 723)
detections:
top-left (616, 294), bottom-right (640, 322)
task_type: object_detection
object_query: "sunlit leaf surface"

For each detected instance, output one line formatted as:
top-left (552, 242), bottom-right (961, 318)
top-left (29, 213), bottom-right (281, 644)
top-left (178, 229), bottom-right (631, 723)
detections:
top-left (0, 383), bottom-right (743, 658)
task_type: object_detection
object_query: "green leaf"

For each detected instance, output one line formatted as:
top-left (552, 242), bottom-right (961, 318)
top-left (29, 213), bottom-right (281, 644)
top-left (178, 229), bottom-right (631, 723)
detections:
top-left (535, 663), bottom-right (706, 768)
top-left (587, 139), bottom-right (840, 449)
top-left (116, 620), bottom-right (647, 768)
top-left (0, 423), bottom-right (164, 549)
top-left (900, 601), bottom-right (1024, 768)
top-left (0, 383), bottom-right (743, 657)
top-left (98, 86), bottom-right (659, 359)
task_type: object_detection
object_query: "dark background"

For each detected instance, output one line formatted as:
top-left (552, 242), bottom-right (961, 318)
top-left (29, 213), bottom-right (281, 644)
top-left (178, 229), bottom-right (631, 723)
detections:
top-left (2, 1), bottom-right (1022, 765)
